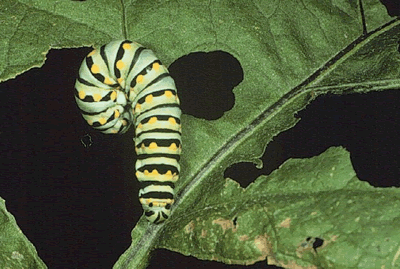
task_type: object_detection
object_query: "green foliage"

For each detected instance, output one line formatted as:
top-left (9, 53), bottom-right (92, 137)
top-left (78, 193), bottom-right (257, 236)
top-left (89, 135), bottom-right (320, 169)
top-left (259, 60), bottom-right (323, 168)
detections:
top-left (0, 0), bottom-right (399, 269)
top-left (159, 147), bottom-right (400, 268)
top-left (0, 198), bottom-right (47, 268)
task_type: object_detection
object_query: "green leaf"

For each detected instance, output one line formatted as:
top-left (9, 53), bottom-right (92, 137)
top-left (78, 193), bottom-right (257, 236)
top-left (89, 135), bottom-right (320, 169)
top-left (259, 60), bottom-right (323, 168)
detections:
top-left (1, 0), bottom-right (399, 269)
top-left (159, 146), bottom-right (400, 268)
top-left (0, 198), bottom-right (47, 268)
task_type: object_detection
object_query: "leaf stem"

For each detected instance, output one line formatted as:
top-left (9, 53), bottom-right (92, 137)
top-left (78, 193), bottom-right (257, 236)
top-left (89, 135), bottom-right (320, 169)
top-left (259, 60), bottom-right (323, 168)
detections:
top-left (359, 0), bottom-right (368, 35)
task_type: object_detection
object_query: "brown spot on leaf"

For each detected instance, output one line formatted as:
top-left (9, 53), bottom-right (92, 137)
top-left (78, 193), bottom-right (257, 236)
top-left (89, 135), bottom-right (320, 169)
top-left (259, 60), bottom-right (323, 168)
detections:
top-left (254, 234), bottom-right (274, 262)
top-left (330, 235), bottom-right (338, 241)
top-left (184, 221), bottom-right (195, 233)
top-left (239, 235), bottom-right (249, 241)
top-left (278, 218), bottom-right (291, 228)
top-left (251, 235), bottom-right (318, 269)
top-left (212, 218), bottom-right (237, 233)
top-left (296, 238), bottom-right (316, 258)
top-left (201, 229), bottom-right (207, 238)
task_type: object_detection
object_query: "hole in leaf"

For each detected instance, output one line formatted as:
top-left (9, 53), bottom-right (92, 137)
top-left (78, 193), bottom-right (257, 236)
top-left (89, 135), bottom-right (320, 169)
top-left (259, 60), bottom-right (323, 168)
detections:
top-left (379, 0), bottom-right (400, 16)
top-left (225, 91), bottom-right (400, 188)
top-left (312, 237), bottom-right (324, 250)
top-left (169, 51), bottom-right (243, 119)
top-left (0, 47), bottom-right (140, 268)
top-left (232, 216), bottom-right (238, 226)
top-left (224, 141), bottom-right (284, 187)
top-left (301, 237), bottom-right (324, 251)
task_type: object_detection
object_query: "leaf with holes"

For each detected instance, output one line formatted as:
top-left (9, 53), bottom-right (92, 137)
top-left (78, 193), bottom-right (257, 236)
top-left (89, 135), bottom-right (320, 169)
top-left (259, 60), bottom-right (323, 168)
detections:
top-left (158, 146), bottom-right (400, 268)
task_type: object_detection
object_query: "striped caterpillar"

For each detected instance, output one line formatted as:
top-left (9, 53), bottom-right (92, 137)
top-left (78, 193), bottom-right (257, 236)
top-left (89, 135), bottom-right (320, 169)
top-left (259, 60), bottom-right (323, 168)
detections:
top-left (74, 40), bottom-right (181, 224)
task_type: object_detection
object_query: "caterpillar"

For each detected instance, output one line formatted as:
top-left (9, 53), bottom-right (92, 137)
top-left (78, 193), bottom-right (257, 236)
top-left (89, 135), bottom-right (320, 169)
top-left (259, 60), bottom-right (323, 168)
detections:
top-left (74, 40), bottom-right (181, 224)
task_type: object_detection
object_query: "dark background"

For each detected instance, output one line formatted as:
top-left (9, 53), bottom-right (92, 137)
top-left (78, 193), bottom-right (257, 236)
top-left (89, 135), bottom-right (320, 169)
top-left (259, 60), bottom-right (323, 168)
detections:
top-left (0, 1), bottom-right (399, 268)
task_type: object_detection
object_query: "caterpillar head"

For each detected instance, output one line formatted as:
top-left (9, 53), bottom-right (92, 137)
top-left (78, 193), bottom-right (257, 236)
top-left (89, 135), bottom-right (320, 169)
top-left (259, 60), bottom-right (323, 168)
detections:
top-left (141, 199), bottom-right (173, 224)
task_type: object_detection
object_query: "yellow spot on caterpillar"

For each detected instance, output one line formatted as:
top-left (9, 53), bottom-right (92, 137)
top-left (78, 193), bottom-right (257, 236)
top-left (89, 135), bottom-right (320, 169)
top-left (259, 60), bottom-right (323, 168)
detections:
top-left (165, 90), bottom-right (173, 98)
top-left (168, 117), bottom-right (176, 125)
top-left (135, 171), bottom-right (139, 177)
top-left (145, 94), bottom-right (153, 103)
top-left (111, 129), bottom-right (118, 134)
top-left (117, 77), bottom-right (124, 85)
top-left (151, 169), bottom-right (159, 176)
top-left (123, 43), bottom-right (131, 50)
top-left (169, 143), bottom-right (178, 151)
top-left (149, 142), bottom-right (158, 149)
top-left (149, 117), bottom-right (157, 124)
top-left (87, 119), bottom-right (93, 125)
top-left (165, 171), bottom-right (173, 179)
top-left (152, 200), bottom-right (171, 207)
top-left (78, 91), bottom-right (86, 99)
top-left (137, 123), bottom-right (143, 129)
top-left (93, 94), bottom-right (102, 102)
top-left (122, 119), bottom-right (128, 126)
top-left (91, 64), bottom-right (100, 74)
top-left (88, 50), bottom-right (96, 57)
top-left (114, 110), bottom-right (120, 118)
top-left (136, 74), bottom-right (144, 83)
top-left (104, 77), bottom-right (113, 85)
top-left (110, 91), bottom-right (117, 101)
top-left (153, 62), bottom-right (160, 71)
top-left (135, 103), bottom-right (141, 111)
top-left (141, 144), bottom-right (146, 149)
top-left (98, 118), bottom-right (107, 125)
top-left (144, 170), bottom-right (149, 175)
top-left (163, 199), bottom-right (174, 206)
top-left (116, 60), bottom-right (125, 70)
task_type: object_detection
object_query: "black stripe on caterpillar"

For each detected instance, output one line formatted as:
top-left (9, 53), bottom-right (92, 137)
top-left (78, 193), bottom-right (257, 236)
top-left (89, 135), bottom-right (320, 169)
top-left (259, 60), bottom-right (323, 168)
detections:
top-left (75, 40), bottom-right (181, 224)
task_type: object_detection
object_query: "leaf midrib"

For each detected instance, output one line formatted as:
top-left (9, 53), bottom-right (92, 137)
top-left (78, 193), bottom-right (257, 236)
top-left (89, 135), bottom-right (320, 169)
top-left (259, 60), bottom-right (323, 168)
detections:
top-left (174, 19), bottom-right (400, 212)
top-left (117, 16), bottom-right (400, 269)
